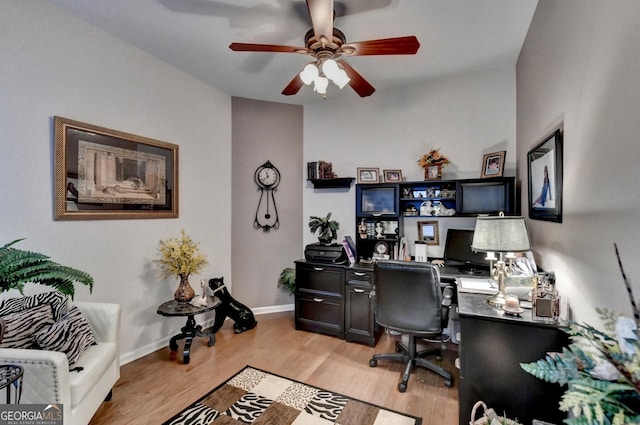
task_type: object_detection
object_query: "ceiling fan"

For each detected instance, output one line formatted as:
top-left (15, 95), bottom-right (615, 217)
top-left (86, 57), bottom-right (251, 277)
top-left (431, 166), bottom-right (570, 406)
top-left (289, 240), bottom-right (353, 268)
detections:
top-left (229, 0), bottom-right (420, 98)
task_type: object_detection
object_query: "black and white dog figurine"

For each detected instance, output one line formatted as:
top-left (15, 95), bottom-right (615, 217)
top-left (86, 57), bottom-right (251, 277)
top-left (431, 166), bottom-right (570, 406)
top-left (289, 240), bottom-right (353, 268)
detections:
top-left (208, 277), bottom-right (257, 334)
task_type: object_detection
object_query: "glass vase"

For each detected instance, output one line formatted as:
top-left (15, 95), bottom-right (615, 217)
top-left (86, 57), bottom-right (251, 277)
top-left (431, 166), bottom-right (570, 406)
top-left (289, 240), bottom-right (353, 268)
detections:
top-left (174, 274), bottom-right (196, 303)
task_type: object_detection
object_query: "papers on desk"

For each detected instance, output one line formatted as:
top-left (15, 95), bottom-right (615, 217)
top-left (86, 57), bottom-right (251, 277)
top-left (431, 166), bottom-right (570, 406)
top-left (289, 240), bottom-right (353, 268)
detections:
top-left (457, 277), bottom-right (499, 294)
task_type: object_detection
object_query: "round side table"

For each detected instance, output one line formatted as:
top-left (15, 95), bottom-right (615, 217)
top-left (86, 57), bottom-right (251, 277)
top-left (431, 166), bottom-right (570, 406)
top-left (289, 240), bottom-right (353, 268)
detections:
top-left (0, 364), bottom-right (24, 404)
top-left (157, 297), bottom-right (222, 364)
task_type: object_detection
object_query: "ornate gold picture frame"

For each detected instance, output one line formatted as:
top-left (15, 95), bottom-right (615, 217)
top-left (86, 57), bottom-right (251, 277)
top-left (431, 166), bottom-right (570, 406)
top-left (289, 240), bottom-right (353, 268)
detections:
top-left (54, 116), bottom-right (179, 220)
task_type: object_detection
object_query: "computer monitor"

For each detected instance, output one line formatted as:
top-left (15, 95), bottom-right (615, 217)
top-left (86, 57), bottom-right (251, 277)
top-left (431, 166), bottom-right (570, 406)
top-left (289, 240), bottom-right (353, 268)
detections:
top-left (443, 229), bottom-right (488, 271)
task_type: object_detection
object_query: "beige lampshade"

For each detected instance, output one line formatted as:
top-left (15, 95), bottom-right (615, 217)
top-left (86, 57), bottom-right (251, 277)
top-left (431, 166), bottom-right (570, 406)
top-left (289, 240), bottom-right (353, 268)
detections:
top-left (471, 215), bottom-right (531, 253)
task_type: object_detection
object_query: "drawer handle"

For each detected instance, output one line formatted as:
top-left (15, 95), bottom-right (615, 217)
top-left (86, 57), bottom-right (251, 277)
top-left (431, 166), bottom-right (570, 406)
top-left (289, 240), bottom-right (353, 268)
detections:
top-left (353, 288), bottom-right (366, 293)
top-left (313, 267), bottom-right (325, 271)
top-left (313, 298), bottom-right (324, 303)
top-left (354, 272), bottom-right (366, 277)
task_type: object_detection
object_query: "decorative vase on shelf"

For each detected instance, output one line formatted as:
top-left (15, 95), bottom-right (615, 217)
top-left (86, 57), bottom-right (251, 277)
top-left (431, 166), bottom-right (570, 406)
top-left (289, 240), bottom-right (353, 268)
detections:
top-left (174, 274), bottom-right (196, 303)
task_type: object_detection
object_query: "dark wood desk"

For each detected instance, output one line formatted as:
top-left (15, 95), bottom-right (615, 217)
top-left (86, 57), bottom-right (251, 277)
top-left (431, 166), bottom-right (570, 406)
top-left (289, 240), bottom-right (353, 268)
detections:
top-left (457, 292), bottom-right (569, 425)
top-left (157, 297), bottom-right (221, 364)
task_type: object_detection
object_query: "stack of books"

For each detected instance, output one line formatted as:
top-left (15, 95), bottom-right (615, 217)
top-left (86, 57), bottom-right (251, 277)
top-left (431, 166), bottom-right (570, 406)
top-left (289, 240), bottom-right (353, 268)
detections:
top-left (307, 161), bottom-right (337, 180)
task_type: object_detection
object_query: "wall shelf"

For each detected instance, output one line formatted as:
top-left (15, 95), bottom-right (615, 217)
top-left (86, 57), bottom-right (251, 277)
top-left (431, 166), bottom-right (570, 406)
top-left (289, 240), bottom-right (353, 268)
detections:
top-left (308, 177), bottom-right (355, 189)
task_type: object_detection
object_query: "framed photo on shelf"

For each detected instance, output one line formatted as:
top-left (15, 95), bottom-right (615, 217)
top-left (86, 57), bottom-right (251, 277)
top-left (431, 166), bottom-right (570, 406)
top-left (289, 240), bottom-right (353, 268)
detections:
top-left (481, 150), bottom-right (506, 178)
top-left (528, 128), bottom-right (563, 222)
top-left (357, 167), bottom-right (380, 184)
top-left (417, 221), bottom-right (439, 245)
top-left (380, 220), bottom-right (399, 236)
top-left (424, 164), bottom-right (442, 180)
top-left (382, 169), bottom-right (403, 183)
top-left (54, 116), bottom-right (179, 220)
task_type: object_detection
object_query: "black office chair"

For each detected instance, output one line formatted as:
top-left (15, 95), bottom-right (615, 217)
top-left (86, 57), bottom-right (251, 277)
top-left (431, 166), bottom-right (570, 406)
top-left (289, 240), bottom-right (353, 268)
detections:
top-left (369, 260), bottom-right (453, 392)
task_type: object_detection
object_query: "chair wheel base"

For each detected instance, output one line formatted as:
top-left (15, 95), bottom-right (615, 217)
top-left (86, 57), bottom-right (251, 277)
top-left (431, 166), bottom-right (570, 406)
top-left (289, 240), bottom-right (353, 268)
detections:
top-left (398, 382), bottom-right (407, 392)
top-left (444, 379), bottom-right (453, 387)
top-left (369, 359), bottom-right (378, 367)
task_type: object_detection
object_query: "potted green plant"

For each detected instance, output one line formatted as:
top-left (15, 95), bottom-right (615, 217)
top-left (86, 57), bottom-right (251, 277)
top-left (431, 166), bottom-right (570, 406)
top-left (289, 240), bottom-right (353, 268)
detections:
top-left (520, 244), bottom-right (640, 425)
top-left (308, 212), bottom-right (340, 245)
top-left (277, 267), bottom-right (295, 295)
top-left (0, 238), bottom-right (93, 298)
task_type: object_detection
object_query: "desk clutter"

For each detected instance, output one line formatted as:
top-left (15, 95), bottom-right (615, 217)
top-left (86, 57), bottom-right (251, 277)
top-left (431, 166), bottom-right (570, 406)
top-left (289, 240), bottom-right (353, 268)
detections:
top-left (530, 272), bottom-right (560, 321)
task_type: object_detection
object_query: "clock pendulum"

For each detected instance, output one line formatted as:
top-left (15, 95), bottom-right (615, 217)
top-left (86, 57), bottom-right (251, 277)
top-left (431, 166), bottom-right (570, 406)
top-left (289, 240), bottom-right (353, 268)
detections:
top-left (254, 160), bottom-right (281, 232)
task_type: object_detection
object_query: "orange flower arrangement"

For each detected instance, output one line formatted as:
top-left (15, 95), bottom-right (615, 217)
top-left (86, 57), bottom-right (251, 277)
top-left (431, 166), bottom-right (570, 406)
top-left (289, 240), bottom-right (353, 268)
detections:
top-left (417, 148), bottom-right (451, 168)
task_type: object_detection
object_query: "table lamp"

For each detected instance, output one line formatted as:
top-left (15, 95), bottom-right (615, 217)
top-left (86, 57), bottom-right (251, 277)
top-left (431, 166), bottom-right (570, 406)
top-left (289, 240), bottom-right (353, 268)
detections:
top-left (471, 213), bottom-right (531, 308)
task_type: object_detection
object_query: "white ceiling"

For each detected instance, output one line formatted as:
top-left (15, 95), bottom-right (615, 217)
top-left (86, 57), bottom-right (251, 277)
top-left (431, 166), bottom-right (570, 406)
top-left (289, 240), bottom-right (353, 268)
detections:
top-left (49, 0), bottom-right (538, 105)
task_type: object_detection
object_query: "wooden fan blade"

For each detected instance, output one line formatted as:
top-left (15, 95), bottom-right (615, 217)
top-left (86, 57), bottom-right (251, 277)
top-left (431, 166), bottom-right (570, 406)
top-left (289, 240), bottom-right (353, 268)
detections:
top-left (337, 59), bottom-right (375, 97)
top-left (342, 36), bottom-right (420, 56)
top-left (282, 74), bottom-right (305, 96)
top-left (307, 0), bottom-right (334, 41)
top-left (229, 43), bottom-right (307, 54)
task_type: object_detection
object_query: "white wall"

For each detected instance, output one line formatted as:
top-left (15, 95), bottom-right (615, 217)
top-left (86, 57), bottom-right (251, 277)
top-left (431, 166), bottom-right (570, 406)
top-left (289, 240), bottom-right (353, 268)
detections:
top-left (303, 68), bottom-right (517, 258)
top-left (0, 1), bottom-right (232, 363)
top-left (517, 0), bottom-right (640, 323)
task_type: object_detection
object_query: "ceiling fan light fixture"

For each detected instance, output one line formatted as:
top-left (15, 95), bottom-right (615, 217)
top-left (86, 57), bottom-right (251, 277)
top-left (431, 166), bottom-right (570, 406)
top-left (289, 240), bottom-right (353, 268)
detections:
top-left (300, 63), bottom-right (319, 85)
top-left (333, 68), bottom-right (350, 89)
top-left (313, 76), bottom-right (329, 94)
top-left (321, 59), bottom-right (340, 80)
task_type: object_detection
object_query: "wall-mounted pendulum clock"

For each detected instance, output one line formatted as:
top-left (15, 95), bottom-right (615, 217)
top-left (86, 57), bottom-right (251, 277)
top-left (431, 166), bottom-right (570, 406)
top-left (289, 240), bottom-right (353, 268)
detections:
top-left (254, 160), bottom-right (281, 232)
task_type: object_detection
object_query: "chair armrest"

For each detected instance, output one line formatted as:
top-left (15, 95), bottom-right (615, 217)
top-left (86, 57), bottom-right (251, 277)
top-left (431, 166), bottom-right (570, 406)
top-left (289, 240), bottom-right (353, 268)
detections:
top-left (0, 348), bottom-right (71, 405)
top-left (74, 302), bottom-right (121, 344)
top-left (442, 285), bottom-right (454, 307)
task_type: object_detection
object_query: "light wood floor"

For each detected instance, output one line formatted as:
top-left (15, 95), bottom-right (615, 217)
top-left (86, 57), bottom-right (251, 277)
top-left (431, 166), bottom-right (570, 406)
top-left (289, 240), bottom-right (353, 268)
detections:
top-left (89, 311), bottom-right (459, 425)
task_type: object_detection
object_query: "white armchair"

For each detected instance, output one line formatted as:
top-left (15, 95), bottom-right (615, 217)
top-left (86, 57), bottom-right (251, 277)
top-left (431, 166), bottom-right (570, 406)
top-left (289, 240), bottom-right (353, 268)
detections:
top-left (0, 301), bottom-right (120, 425)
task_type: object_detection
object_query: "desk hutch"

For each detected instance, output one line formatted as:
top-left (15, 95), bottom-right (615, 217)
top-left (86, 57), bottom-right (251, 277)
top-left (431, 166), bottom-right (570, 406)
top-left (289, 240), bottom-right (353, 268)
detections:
top-left (296, 175), bottom-right (567, 423)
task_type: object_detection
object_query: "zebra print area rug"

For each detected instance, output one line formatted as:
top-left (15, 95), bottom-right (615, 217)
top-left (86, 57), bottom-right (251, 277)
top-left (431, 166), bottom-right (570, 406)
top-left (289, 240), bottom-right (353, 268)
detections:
top-left (162, 365), bottom-right (422, 425)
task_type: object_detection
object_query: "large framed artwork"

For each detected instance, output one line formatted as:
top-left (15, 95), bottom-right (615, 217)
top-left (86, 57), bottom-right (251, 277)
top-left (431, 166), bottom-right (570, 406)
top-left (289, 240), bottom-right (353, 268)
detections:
top-left (528, 128), bottom-right (563, 222)
top-left (54, 116), bottom-right (179, 220)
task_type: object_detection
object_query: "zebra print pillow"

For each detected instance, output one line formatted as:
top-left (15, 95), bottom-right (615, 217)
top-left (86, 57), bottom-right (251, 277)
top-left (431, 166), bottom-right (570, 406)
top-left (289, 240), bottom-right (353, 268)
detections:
top-left (35, 306), bottom-right (95, 367)
top-left (0, 303), bottom-right (56, 348)
top-left (0, 291), bottom-right (69, 321)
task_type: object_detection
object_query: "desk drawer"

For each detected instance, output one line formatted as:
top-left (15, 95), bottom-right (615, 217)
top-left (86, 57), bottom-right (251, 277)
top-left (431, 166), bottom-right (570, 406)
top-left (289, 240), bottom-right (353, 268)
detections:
top-left (296, 263), bottom-right (344, 297)
top-left (346, 269), bottom-right (374, 286)
top-left (295, 293), bottom-right (344, 338)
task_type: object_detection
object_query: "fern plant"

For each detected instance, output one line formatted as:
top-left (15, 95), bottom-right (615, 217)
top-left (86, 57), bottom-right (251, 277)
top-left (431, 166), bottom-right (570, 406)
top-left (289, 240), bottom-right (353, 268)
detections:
top-left (0, 239), bottom-right (94, 298)
top-left (521, 244), bottom-right (640, 425)
top-left (277, 267), bottom-right (295, 295)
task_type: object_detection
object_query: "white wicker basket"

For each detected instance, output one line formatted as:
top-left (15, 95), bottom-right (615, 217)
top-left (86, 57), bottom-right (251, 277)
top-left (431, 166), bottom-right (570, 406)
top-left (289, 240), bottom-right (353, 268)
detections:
top-left (470, 401), bottom-right (522, 425)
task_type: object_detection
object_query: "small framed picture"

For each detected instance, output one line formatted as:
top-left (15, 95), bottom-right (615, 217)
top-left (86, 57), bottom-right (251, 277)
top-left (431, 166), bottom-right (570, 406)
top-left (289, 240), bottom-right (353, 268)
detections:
top-left (382, 169), bottom-right (403, 183)
top-left (424, 164), bottom-right (442, 180)
top-left (380, 220), bottom-right (399, 236)
top-left (357, 167), bottom-right (380, 184)
top-left (417, 221), bottom-right (439, 245)
top-left (481, 151), bottom-right (506, 178)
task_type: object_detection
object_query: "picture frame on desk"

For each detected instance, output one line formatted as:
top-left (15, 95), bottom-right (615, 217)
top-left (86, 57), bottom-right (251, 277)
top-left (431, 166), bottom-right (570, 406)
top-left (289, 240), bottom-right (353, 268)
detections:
top-left (528, 128), bottom-right (563, 222)
top-left (417, 220), bottom-right (439, 245)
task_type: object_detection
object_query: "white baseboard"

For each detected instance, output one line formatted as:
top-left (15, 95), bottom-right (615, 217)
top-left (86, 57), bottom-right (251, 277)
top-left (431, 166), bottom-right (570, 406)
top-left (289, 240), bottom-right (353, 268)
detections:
top-left (119, 303), bottom-right (294, 365)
